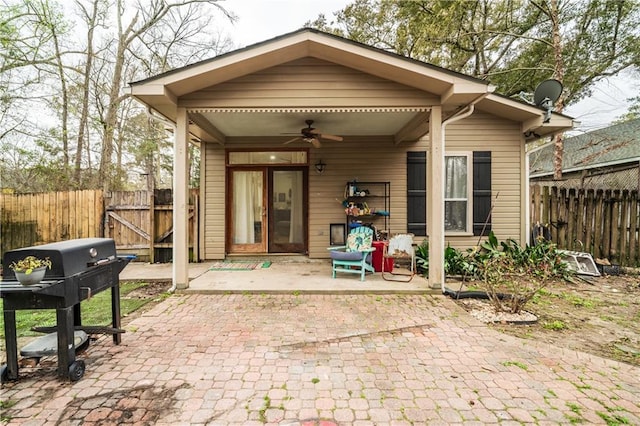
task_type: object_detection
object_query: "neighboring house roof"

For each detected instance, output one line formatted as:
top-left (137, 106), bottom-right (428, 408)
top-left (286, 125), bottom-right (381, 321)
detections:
top-left (128, 27), bottom-right (573, 144)
top-left (530, 118), bottom-right (640, 178)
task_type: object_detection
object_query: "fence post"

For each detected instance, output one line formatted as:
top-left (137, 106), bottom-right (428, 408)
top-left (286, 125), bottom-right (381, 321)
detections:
top-left (149, 190), bottom-right (155, 264)
top-left (630, 190), bottom-right (639, 266)
top-left (567, 188), bottom-right (576, 251)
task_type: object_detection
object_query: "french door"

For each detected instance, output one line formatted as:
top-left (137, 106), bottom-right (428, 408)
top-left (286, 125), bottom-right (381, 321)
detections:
top-left (228, 167), bottom-right (307, 254)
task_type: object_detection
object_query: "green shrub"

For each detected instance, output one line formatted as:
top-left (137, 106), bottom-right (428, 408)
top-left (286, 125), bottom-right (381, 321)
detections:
top-left (415, 240), bottom-right (429, 275)
top-left (475, 232), bottom-right (572, 314)
top-left (415, 231), bottom-right (572, 314)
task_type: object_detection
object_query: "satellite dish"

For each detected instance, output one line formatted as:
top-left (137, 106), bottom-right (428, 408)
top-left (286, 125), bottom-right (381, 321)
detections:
top-left (533, 79), bottom-right (563, 123)
top-left (534, 79), bottom-right (563, 106)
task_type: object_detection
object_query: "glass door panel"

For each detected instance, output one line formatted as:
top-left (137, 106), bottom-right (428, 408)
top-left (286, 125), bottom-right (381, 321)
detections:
top-left (269, 169), bottom-right (306, 253)
top-left (229, 170), bottom-right (266, 253)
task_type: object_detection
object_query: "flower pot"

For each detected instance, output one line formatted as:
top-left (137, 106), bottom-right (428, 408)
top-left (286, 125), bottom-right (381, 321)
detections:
top-left (15, 266), bottom-right (47, 286)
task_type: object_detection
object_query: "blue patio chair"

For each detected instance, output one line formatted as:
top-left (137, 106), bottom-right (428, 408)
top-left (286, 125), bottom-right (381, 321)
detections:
top-left (327, 226), bottom-right (375, 281)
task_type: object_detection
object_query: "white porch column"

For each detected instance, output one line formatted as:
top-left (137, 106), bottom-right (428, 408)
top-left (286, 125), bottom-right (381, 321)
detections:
top-left (173, 107), bottom-right (190, 289)
top-left (428, 106), bottom-right (444, 290)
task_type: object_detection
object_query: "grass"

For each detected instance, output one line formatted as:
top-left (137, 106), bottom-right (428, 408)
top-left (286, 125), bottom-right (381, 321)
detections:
top-left (542, 320), bottom-right (568, 331)
top-left (0, 281), bottom-right (163, 339)
top-left (501, 360), bottom-right (528, 370)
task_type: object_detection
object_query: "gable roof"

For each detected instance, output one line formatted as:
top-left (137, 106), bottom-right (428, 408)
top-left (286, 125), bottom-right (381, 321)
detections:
top-left (128, 27), bottom-right (572, 143)
top-left (530, 118), bottom-right (640, 177)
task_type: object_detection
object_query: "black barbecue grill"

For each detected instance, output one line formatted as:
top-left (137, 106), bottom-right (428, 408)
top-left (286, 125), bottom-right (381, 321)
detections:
top-left (1, 238), bottom-right (133, 382)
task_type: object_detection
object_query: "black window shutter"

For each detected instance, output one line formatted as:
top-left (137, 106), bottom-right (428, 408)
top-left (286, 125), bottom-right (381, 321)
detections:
top-left (407, 151), bottom-right (426, 236)
top-left (473, 151), bottom-right (492, 236)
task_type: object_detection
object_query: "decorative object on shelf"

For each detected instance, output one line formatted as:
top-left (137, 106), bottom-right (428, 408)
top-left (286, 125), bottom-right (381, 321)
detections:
top-left (314, 159), bottom-right (326, 174)
top-left (347, 180), bottom-right (357, 197)
top-left (8, 255), bottom-right (52, 286)
top-left (343, 181), bottom-right (390, 237)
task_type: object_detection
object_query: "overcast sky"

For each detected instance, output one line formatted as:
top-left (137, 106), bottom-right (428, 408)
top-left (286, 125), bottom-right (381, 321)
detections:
top-left (220, 0), bottom-right (636, 133)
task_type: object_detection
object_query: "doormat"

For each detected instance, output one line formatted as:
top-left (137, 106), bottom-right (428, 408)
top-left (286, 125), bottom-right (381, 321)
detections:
top-left (209, 261), bottom-right (271, 271)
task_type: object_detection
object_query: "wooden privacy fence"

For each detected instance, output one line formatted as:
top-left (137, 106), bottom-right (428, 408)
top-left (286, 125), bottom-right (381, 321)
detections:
top-left (1, 189), bottom-right (199, 263)
top-left (4, 187), bottom-right (638, 266)
top-left (0, 190), bottom-right (104, 252)
top-left (530, 185), bottom-right (640, 267)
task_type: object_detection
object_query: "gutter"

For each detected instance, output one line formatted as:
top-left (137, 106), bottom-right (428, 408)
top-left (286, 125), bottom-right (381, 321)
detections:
top-left (147, 106), bottom-right (177, 131)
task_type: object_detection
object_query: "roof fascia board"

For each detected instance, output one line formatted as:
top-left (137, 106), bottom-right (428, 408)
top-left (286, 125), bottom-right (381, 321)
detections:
top-left (131, 32), bottom-right (314, 87)
top-left (128, 84), bottom-right (177, 104)
top-left (479, 94), bottom-right (573, 133)
top-left (522, 116), bottom-right (544, 134)
top-left (486, 93), bottom-right (543, 116)
top-left (305, 39), bottom-right (488, 95)
top-left (440, 82), bottom-right (492, 104)
top-left (131, 30), bottom-right (491, 98)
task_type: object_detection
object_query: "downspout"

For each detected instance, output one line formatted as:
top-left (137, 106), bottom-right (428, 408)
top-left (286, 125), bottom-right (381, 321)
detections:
top-left (437, 90), bottom-right (493, 293)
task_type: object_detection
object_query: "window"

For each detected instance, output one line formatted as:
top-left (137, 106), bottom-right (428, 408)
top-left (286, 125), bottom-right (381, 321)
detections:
top-left (228, 151), bottom-right (307, 165)
top-left (444, 154), bottom-right (471, 233)
top-left (406, 151), bottom-right (491, 236)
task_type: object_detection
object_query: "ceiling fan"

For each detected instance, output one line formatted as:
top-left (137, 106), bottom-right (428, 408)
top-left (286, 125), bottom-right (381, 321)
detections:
top-left (283, 120), bottom-right (343, 148)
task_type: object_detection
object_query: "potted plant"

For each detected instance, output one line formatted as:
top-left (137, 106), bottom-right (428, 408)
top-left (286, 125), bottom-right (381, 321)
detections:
top-left (9, 255), bottom-right (52, 285)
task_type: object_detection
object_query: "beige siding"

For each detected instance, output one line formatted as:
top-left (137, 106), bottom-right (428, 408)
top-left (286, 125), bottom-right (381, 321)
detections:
top-left (199, 114), bottom-right (524, 260)
top-left (203, 144), bottom-right (226, 259)
top-left (181, 58), bottom-right (438, 108)
top-left (200, 137), bottom-right (426, 259)
top-left (200, 111), bottom-right (525, 259)
top-left (306, 138), bottom-right (422, 257)
top-left (442, 112), bottom-right (524, 250)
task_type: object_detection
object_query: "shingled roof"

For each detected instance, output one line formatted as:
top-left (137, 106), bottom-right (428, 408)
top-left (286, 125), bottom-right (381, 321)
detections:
top-left (529, 118), bottom-right (640, 178)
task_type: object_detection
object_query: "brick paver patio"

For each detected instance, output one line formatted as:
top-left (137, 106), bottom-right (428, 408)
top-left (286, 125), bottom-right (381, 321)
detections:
top-left (2, 293), bottom-right (639, 425)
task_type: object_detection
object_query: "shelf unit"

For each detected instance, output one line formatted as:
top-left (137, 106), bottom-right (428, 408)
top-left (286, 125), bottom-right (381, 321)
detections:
top-left (344, 181), bottom-right (390, 236)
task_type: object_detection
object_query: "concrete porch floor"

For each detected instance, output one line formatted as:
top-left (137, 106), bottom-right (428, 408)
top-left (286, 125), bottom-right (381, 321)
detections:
top-left (119, 259), bottom-right (438, 294)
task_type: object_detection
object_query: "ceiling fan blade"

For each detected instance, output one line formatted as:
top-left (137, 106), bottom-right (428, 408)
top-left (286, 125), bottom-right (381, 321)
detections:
top-left (319, 133), bottom-right (343, 141)
top-left (283, 137), bottom-right (301, 145)
top-left (311, 138), bottom-right (322, 148)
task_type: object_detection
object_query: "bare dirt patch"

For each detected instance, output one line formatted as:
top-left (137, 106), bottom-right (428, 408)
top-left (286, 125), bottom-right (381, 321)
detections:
top-left (452, 271), bottom-right (640, 366)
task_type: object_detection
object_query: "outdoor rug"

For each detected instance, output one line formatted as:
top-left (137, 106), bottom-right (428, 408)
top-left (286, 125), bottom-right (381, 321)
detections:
top-left (209, 261), bottom-right (271, 271)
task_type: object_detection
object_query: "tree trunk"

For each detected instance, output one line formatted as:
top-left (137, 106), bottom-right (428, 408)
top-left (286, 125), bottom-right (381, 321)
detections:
top-left (550, 0), bottom-right (566, 181)
top-left (75, 0), bottom-right (99, 187)
top-left (99, 1), bottom-right (128, 190)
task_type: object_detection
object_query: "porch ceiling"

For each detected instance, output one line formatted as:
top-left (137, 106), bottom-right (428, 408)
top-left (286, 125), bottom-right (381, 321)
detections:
top-left (189, 110), bottom-right (425, 144)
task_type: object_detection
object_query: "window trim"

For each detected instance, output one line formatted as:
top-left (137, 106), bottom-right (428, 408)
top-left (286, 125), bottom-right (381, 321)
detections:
top-left (444, 151), bottom-right (473, 236)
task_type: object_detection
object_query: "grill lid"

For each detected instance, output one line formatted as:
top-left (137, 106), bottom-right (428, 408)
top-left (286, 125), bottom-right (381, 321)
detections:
top-left (3, 238), bottom-right (117, 280)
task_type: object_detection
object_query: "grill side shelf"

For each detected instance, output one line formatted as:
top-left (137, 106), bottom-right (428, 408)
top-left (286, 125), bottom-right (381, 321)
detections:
top-left (0, 280), bottom-right (64, 294)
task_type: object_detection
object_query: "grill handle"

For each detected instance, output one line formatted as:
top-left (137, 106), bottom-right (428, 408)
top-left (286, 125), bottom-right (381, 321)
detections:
top-left (80, 287), bottom-right (92, 300)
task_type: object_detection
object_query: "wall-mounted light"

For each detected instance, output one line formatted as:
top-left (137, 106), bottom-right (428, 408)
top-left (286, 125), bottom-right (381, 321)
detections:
top-left (314, 159), bottom-right (326, 174)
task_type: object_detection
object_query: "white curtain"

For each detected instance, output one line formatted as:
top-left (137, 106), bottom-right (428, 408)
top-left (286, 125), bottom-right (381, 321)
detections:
top-left (444, 156), bottom-right (468, 231)
top-left (445, 156), bottom-right (467, 198)
top-left (233, 171), bottom-right (261, 243)
top-left (289, 171), bottom-right (304, 243)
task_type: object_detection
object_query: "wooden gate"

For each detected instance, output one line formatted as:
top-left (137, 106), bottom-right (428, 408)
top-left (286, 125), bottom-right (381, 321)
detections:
top-left (104, 189), bottom-right (199, 262)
